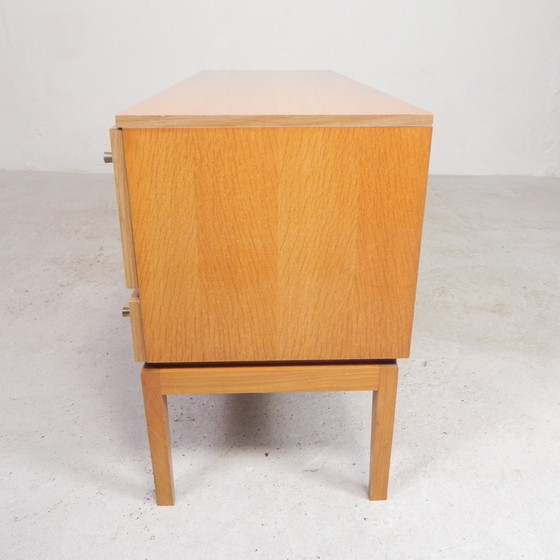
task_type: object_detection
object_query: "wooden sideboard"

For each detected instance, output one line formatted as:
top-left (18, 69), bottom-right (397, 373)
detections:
top-left (109, 71), bottom-right (432, 504)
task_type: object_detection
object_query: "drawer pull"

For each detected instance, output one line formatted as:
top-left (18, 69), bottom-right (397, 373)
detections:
top-left (122, 306), bottom-right (130, 318)
top-left (104, 151), bottom-right (113, 163)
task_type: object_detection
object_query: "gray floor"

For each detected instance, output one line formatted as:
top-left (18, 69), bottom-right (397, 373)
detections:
top-left (1, 171), bottom-right (559, 559)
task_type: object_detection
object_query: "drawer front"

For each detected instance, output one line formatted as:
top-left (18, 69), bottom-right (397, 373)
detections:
top-left (124, 127), bottom-right (431, 363)
top-left (110, 128), bottom-right (138, 289)
top-left (128, 290), bottom-right (145, 362)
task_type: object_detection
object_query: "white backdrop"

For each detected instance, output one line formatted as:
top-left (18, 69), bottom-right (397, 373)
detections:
top-left (1, 0), bottom-right (559, 176)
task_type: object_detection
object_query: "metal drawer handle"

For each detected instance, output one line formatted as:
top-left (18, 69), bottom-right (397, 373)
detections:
top-left (104, 151), bottom-right (113, 163)
top-left (122, 307), bottom-right (130, 318)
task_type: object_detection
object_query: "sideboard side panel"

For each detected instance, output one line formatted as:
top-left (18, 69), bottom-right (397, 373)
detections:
top-left (123, 127), bottom-right (431, 362)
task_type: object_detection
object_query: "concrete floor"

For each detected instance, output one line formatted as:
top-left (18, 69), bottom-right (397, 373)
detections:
top-left (1, 171), bottom-right (559, 559)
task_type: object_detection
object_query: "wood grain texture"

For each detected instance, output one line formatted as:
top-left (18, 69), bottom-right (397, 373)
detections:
top-left (124, 127), bottom-right (431, 363)
top-left (109, 128), bottom-right (138, 288)
top-left (129, 290), bottom-right (145, 362)
top-left (156, 363), bottom-right (384, 395)
top-left (141, 368), bottom-right (174, 505)
top-left (369, 365), bottom-right (398, 500)
top-left (141, 361), bottom-right (395, 503)
top-left (116, 71), bottom-right (432, 128)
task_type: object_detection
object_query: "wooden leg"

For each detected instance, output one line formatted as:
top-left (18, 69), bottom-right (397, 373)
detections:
top-left (368, 364), bottom-right (398, 500)
top-left (141, 367), bottom-right (175, 505)
top-left (137, 362), bottom-right (395, 504)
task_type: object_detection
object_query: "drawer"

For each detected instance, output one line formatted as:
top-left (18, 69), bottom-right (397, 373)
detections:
top-left (110, 128), bottom-right (138, 289)
top-left (126, 290), bottom-right (145, 362)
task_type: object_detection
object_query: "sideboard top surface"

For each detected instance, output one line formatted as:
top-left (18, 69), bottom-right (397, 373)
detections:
top-left (116, 71), bottom-right (432, 128)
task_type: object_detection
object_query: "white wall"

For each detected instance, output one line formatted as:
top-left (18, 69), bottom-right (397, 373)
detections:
top-left (1, 0), bottom-right (559, 176)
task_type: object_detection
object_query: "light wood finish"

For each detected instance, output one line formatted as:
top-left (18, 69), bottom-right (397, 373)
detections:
top-left (116, 71), bottom-right (432, 128)
top-left (369, 364), bottom-right (398, 500)
top-left (128, 290), bottom-right (145, 362)
top-left (109, 128), bottom-right (138, 288)
top-left (158, 363), bottom-right (383, 395)
top-left (141, 362), bottom-right (397, 504)
top-left (123, 127), bottom-right (432, 363)
top-left (113, 73), bottom-right (432, 504)
top-left (141, 369), bottom-right (174, 505)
